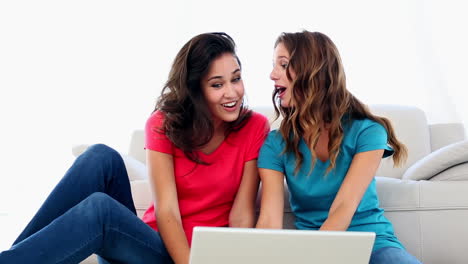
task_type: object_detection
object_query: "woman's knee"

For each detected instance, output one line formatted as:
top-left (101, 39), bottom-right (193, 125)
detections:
top-left (88, 192), bottom-right (115, 205)
top-left (87, 144), bottom-right (119, 158)
top-left (82, 193), bottom-right (119, 217)
top-left (370, 247), bottom-right (421, 264)
top-left (81, 192), bottom-right (139, 233)
top-left (83, 144), bottom-right (125, 168)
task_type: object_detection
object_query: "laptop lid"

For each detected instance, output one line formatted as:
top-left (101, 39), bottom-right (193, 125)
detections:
top-left (189, 227), bottom-right (375, 264)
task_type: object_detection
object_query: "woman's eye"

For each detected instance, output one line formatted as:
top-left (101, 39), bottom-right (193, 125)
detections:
top-left (281, 63), bottom-right (288, 69)
top-left (232, 77), bottom-right (241, 82)
top-left (211, 83), bottom-right (222, 88)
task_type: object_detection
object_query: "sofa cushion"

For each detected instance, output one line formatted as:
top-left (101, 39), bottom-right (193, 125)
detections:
top-left (122, 154), bottom-right (148, 181)
top-left (402, 140), bottom-right (468, 180)
top-left (376, 176), bottom-right (468, 210)
top-left (430, 162), bottom-right (468, 181)
top-left (375, 177), bottom-right (421, 209)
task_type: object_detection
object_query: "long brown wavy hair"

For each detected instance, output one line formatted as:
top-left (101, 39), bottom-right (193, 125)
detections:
top-left (154, 32), bottom-right (251, 163)
top-left (272, 31), bottom-right (407, 174)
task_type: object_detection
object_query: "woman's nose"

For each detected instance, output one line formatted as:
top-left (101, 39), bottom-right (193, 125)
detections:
top-left (224, 82), bottom-right (236, 98)
top-left (270, 68), bottom-right (279, 80)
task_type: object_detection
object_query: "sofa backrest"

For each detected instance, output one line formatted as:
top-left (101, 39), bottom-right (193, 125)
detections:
top-left (128, 130), bottom-right (146, 164)
top-left (130, 104), bottom-right (464, 179)
top-left (368, 105), bottom-right (431, 178)
top-left (429, 123), bottom-right (466, 151)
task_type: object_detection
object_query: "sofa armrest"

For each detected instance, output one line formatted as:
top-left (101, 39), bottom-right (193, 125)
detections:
top-left (130, 179), bottom-right (153, 218)
top-left (72, 144), bottom-right (90, 157)
top-left (128, 130), bottom-right (146, 165)
top-left (376, 177), bottom-right (468, 210)
top-left (376, 177), bottom-right (468, 263)
top-left (122, 154), bottom-right (147, 181)
top-left (402, 140), bottom-right (468, 180)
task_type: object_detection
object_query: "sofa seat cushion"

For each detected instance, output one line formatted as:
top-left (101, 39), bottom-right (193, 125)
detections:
top-left (376, 176), bottom-right (468, 210)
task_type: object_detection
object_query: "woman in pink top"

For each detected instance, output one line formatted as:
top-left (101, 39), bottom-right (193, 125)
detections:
top-left (0, 32), bottom-right (269, 264)
top-left (143, 32), bottom-right (269, 263)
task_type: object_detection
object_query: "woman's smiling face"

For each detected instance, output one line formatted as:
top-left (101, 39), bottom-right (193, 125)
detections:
top-left (201, 53), bottom-right (244, 126)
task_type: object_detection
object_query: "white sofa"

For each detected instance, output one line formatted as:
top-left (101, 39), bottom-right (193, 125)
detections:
top-left (78, 104), bottom-right (468, 264)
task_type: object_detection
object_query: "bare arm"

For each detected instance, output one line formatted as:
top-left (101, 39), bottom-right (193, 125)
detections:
top-left (320, 149), bottom-right (384, 231)
top-left (255, 168), bottom-right (284, 229)
top-left (146, 149), bottom-right (190, 264)
top-left (229, 160), bottom-right (261, 227)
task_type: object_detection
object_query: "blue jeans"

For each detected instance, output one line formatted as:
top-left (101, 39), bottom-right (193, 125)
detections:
top-left (0, 144), bottom-right (173, 264)
top-left (370, 246), bottom-right (422, 264)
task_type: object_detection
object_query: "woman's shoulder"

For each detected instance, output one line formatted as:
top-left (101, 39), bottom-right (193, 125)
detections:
top-left (145, 110), bottom-right (166, 132)
top-left (248, 110), bottom-right (269, 125)
top-left (344, 117), bottom-right (385, 133)
top-left (264, 129), bottom-right (284, 144)
top-left (238, 110), bottom-right (269, 132)
top-left (343, 117), bottom-right (389, 145)
top-left (146, 110), bottom-right (164, 122)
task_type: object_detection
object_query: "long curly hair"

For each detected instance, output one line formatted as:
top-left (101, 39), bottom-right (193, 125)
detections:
top-left (272, 31), bottom-right (407, 174)
top-left (154, 32), bottom-right (251, 163)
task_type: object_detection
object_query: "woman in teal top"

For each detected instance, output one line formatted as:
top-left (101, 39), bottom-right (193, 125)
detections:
top-left (256, 31), bottom-right (421, 264)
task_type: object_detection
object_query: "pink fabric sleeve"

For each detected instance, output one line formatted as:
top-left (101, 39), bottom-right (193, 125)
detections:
top-left (245, 113), bottom-right (270, 161)
top-left (144, 111), bottom-right (173, 154)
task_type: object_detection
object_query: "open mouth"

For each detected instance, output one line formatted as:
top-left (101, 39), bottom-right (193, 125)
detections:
top-left (222, 101), bottom-right (237, 108)
top-left (275, 86), bottom-right (287, 97)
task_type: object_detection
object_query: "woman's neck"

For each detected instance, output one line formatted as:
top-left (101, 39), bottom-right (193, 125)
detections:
top-left (304, 123), bottom-right (330, 162)
top-left (213, 119), bottom-right (226, 134)
top-left (199, 120), bottom-right (226, 155)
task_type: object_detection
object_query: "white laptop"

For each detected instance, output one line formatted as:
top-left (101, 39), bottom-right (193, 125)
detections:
top-left (189, 227), bottom-right (375, 264)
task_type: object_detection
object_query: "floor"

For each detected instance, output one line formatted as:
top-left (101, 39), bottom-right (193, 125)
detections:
top-left (0, 215), bottom-right (26, 258)
top-left (0, 212), bottom-right (98, 263)
top-left (0, 151), bottom-right (72, 251)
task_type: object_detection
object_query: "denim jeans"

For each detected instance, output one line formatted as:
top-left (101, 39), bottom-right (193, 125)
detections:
top-left (0, 144), bottom-right (173, 264)
top-left (370, 246), bottom-right (422, 264)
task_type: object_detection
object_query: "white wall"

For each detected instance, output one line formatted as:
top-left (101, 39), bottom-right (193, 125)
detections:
top-left (0, 0), bottom-right (466, 249)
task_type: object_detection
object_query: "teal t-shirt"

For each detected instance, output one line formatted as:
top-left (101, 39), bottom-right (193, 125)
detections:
top-left (258, 118), bottom-right (403, 251)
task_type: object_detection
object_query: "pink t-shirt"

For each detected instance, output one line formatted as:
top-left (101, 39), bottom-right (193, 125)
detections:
top-left (142, 111), bottom-right (269, 244)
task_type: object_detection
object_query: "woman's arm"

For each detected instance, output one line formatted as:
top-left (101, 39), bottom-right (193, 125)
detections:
top-left (229, 160), bottom-right (260, 227)
top-left (146, 149), bottom-right (190, 264)
top-left (320, 149), bottom-right (384, 231)
top-left (255, 168), bottom-right (284, 229)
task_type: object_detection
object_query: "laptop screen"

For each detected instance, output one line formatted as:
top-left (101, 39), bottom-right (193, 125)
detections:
top-left (190, 227), bottom-right (375, 264)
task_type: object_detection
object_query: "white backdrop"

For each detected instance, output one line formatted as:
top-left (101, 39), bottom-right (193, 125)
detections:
top-left (0, 0), bottom-right (466, 249)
